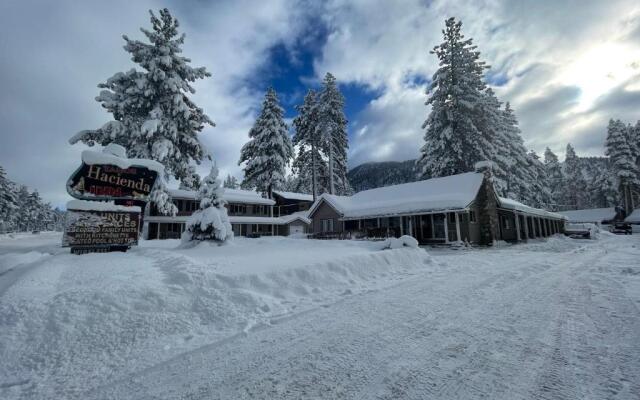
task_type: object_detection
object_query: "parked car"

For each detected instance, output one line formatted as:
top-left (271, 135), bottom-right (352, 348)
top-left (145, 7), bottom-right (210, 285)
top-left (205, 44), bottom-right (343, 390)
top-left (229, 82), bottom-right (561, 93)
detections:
top-left (564, 223), bottom-right (593, 239)
top-left (609, 222), bottom-right (632, 235)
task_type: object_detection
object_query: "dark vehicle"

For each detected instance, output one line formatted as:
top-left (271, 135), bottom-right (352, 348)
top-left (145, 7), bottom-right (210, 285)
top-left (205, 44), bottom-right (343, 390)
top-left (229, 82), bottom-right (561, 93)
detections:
top-left (610, 222), bottom-right (632, 235)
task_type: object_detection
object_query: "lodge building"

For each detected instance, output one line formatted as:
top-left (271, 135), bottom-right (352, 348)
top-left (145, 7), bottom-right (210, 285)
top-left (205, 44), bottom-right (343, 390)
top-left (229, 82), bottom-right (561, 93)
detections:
top-left (144, 189), bottom-right (313, 240)
top-left (307, 170), bottom-right (567, 245)
top-left (145, 169), bottom-right (566, 244)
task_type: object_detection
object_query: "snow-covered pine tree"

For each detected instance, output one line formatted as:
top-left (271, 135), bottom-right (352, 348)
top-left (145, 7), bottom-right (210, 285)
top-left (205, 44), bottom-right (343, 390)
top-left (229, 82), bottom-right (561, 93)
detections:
top-left (416, 17), bottom-right (489, 179)
top-left (563, 144), bottom-right (589, 210)
top-left (316, 73), bottom-right (351, 195)
top-left (293, 89), bottom-right (329, 198)
top-left (239, 88), bottom-right (293, 198)
top-left (475, 88), bottom-right (508, 195)
top-left (605, 119), bottom-right (639, 211)
top-left (544, 147), bottom-right (564, 210)
top-left (183, 164), bottom-right (233, 243)
top-left (0, 165), bottom-right (18, 232)
top-left (589, 166), bottom-right (619, 208)
top-left (179, 165), bottom-right (201, 191)
top-left (223, 174), bottom-right (239, 189)
top-left (526, 151), bottom-right (552, 208)
top-left (493, 102), bottom-right (533, 204)
top-left (69, 8), bottom-right (213, 187)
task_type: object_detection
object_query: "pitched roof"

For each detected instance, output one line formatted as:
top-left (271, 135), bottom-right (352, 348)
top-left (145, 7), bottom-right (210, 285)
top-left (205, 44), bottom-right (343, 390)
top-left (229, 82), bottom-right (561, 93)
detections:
top-left (168, 188), bottom-right (275, 205)
top-left (272, 190), bottom-right (314, 202)
top-left (497, 197), bottom-right (567, 220)
top-left (625, 208), bottom-right (640, 223)
top-left (309, 172), bottom-right (485, 219)
top-left (278, 210), bottom-right (311, 225)
top-left (558, 207), bottom-right (616, 223)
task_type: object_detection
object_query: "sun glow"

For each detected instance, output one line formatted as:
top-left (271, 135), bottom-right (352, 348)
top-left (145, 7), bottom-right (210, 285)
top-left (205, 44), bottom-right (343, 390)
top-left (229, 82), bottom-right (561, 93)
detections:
top-left (561, 43), bottom-right (640, 111)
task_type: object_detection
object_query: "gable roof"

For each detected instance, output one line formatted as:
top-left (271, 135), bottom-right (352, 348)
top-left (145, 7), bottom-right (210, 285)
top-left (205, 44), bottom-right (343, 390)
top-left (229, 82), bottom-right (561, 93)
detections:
top-left (272, 190), bottom-right (314, 202)
top-left (625, 209), bottom-right (640, 223)
top-left (278, 210), bottom-right (311, 225)
top-left (498, 197), bottom-right (567, 220)
top-left (309, 172), bottom-right (485, 219)
top-left (558, 207), bottom-right (616, 223)
top-left (168, 188), bottom-right (275, 205)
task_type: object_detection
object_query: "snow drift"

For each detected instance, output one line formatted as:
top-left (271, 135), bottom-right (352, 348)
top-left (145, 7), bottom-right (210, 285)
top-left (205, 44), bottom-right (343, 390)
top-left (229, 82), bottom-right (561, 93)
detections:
top-left (0, 238), bottom-right (432, 398)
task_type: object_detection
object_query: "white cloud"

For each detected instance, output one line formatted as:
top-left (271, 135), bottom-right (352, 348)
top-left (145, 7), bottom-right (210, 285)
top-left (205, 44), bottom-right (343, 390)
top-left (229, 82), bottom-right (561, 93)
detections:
top-left (313, 0), bottom-right (640, 163)
top-left (0, 0), bottom-right (312, 206)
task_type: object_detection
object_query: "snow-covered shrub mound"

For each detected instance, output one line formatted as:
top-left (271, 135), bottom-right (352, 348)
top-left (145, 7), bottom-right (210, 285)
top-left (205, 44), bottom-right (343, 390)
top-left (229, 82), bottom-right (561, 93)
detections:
top-left (181, 164), bottom-right (233, 244)
top-left (381, 235), bottom-right (420, 250)
top-left (182, 207), bottom-right (233, 243)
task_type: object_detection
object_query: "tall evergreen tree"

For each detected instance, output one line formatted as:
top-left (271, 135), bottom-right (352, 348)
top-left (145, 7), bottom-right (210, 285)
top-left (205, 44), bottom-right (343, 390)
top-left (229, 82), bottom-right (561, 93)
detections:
top-left (179, 165), bottom-right (201, 191)
top-left (544, 147), bottom-right (564, 209)
top-left (498, 103), bottom-right (532, 203)
top-left (239, 88), bottom-right (293, 198)
top-left (416, 17), bottom-right (488, 179)
top-left (70, 8), bottom-right (213, 185)
top-left (589, 167), bottom-right (619, 208)
top-left (0, 166), bottom-right (18, 231)
top-left (563, 144), bottom-right (589, 210)
top-left (605, 119), bottom-right (639, 211)
top-left (223, 174), bottom-right (239, 189)
top-left (292, 89), bottom-right (328, 198)
top-left (526, 151), bottom-right (552, 208)
top-left (317, 73), bottom-right (350, 195)
top-left (476, 88), bottom-right (508, 195)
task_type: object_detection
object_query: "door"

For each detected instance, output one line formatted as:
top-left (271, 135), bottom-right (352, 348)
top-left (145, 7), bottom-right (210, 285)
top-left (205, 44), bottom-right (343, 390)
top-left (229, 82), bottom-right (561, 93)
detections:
top-left (289, 224), bottom-right (304, 235)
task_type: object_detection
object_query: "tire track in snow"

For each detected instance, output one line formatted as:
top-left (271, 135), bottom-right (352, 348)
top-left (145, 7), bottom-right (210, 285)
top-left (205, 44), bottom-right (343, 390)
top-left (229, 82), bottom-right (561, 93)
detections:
top-left (88, 239), bottom-right (636, 400)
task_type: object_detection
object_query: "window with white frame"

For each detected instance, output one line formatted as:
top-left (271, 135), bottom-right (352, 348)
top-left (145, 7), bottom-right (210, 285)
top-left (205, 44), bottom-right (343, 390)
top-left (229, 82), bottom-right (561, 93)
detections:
top-left (469, 210), bottom-right (477, 223)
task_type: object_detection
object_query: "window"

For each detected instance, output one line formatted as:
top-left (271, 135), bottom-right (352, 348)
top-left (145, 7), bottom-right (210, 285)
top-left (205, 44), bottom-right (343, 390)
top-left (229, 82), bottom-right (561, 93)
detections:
top-left (448, 213), bottom-right (456, 223)
top-left (229, 204), bottom-right (247, 215)
top-left (502, 216), bottom-right (511, 230)
top-left (469, 211), bottom-right (477, 223)
top-left (321, 219), bottom-right (334, 232)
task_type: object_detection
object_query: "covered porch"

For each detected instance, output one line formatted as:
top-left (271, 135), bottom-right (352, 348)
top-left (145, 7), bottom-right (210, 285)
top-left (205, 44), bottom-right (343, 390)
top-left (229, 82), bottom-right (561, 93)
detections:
top-left (342, 210), bottom-right (472, 245)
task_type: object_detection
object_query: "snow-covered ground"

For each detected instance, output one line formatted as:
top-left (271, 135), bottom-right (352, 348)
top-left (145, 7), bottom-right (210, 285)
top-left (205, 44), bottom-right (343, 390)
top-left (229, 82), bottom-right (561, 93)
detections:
top-left (1, 233), bottom-right (639, 399)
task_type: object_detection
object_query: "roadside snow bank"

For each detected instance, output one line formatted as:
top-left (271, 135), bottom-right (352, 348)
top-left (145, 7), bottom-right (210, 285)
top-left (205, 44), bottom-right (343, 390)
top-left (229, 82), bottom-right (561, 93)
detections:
top-left (0, 238), bottom-right (432, 398)
top-left (0, 251), bottom-right (48, 274)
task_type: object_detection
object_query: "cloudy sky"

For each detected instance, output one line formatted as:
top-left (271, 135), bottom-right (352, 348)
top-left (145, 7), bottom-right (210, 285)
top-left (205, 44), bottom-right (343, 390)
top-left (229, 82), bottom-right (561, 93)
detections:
top-left (1, 0), bottom-right (639, 207)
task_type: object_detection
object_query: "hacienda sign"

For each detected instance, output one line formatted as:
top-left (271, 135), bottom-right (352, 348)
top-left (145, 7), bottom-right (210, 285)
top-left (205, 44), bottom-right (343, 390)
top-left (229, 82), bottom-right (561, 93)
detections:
top-left (67, 163), bottom-right (158, 201)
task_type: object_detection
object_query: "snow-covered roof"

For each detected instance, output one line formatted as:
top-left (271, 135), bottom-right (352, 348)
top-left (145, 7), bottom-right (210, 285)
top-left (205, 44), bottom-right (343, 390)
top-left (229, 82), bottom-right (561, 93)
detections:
top-left (272, 191), bottom-right (314, 202)
top-left (625, 209), bottom-right (640, 223)
top-left (278, 210), bottom-right (311, 225)
top-left (168, 188), bottom-right (275, 205)
top-left (81, 144), bottom-right (165, 175)
top-left (497, 198), bottom-right (567, 220)
top-left (558, 207), bottom-right (616, 223)
top-left (67, 199), bottom-right (141, 213)
top-left (147, 213), bottom-right (308, 225)
top-left (310, 172), bottom-right (485, 219)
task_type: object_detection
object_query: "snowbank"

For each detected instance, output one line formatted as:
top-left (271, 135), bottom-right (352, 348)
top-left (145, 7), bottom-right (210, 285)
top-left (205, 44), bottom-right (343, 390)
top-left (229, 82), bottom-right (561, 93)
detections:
top-left (0, 238), bottom-right (431, 397)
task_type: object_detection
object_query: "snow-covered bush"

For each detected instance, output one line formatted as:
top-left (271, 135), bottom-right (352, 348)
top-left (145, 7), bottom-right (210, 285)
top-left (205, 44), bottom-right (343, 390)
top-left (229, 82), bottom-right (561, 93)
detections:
top-left (382, 235), bottom-right (420, 250)
top-left (182, 164), bottom-right (233, 243)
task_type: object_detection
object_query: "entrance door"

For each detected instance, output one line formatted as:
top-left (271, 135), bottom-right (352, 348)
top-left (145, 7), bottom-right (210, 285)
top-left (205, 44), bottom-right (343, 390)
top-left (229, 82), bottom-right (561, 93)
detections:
top-left (289, 224), bottom-right (304, 235)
